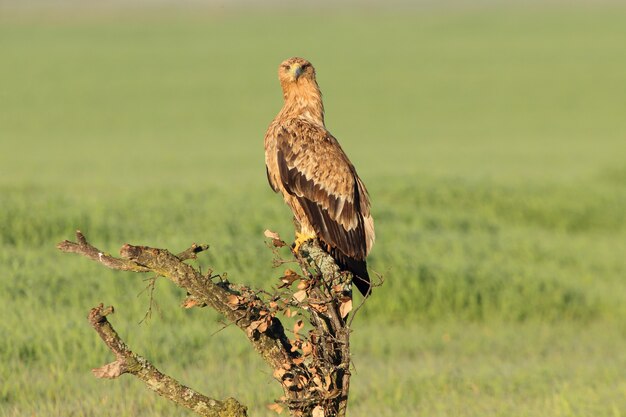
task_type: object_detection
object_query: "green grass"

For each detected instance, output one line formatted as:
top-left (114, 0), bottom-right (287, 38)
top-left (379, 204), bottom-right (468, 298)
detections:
top-left (1, 3), bottom-right (626, 416)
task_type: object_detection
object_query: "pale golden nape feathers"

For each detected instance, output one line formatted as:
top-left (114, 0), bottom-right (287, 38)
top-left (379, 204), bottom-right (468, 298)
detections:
top-left (264, 57), bottom-right (375, 297)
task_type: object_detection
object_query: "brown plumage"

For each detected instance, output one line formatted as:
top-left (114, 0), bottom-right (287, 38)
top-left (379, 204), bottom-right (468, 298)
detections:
top-left (264, 57), bottom-right (375, 296)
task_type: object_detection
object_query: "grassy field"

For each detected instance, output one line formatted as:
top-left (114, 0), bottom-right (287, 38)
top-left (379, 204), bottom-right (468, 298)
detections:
top-left (1, 2), bottom-right (626, 416)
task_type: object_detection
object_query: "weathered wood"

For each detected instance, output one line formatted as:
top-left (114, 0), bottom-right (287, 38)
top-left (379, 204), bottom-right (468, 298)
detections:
top-left (88, 304), bottom-right (248, 417)
top-left (58, 230), bottom-right (365, 417)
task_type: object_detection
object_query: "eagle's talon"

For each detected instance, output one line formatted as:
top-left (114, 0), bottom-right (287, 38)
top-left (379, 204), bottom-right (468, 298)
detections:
top-left (293, 232), bottom-right (316, 254)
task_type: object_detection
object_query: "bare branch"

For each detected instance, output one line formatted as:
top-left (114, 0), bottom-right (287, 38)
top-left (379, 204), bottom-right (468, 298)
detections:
top-left (88, 304), bottom-right (248, 417)
top-left (57, 230), bottom-right (150, 272)
top-left (57, 231), bottom-right (297, 370)
top-left (59, 230), bottom-right (369, 417)
top-left (176, 243), bottom-right (210, 261)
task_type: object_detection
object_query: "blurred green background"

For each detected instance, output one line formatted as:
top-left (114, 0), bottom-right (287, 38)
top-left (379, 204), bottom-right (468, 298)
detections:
top-left (1, 1), bottom-right (625, 416)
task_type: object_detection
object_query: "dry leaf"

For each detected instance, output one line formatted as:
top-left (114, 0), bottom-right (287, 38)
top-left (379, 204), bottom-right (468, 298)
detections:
top-left (290, 339), bottom-right (301, 352)
top-left (273, 367), bottom-right (287, 379)
top-left (292, 356), bottom-right (304, 365)
top-left (325, 389), bottom-right (341, 399)
top-left (181, 297), bottom-right (199, 309)
top-left (227, 294), bottom-right (240, 306)
top-left (258, 319), bottom-right (269, 333)
top-left (264, 229), bottom-right (286, 247)
top-left (339, 298), bottom-right (353, 318)
top-left (278, 269), bottom-right (301, 288)
top-left (92, 361), bottom-right (125, 379)
top-left (267, 403), bottom-right (284, 414)
top-left (309, 302), bottom-right (327, 313)
top-left (264, 229), bottom-right (281, 240)
top-left (293, 290), bottom-right (307, 303)
top-left (293, 320), bottom-right (304, 335)
top-left (302, 342), bottom-right (312, 356)
top-left (312, 405), bottom-right (325, 417)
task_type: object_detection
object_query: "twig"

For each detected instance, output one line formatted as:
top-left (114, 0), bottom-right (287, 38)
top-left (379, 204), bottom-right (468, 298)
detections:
top-left (176, 243), bottom-right (210, 261)
top-left (88, 304), bottom-right (248, 417)
top-left (57, 230), bottom-right (151, 272)
top-left (138, 275), bottom-right (159, 324)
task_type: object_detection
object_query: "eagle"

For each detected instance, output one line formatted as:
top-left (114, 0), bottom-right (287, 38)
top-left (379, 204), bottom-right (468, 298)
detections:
top-left (264, 57), bottom-right (375, 296)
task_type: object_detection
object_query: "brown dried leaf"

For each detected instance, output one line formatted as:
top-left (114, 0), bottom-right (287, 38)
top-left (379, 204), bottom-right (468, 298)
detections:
top-left (339, 298), bottom-right (353, 318)
top-left (272, 239), bottom-right (286, 248)
top-left (297, 280), bottom-right (310, 290)
top-left (264, 229), bottom-right (286, 248)
top-left (293, 320), bottom-right (304, 335)
top-left (309, 302), bottom-right (327, 313)
top-left (284, 268), bottom-right (298, 277)
top-left (324, 375), bottom-right (332, 390)
top-left (302, 342), bottom-right (312, 356)
top-left (290, 339), bottom-right (301, 352)
top-left (292, 356), bottom-right (304, 365)
top-left (267, 403), bottom-right (284, 414)
top-left (312, 406), bottom-right (325, 417)
top-left (92, 361), bottom-right (125, 379)
top-left (227, 294), bottom-right (240, 306)
top-left (273, 367), bottom-right (287, 380)
top-left (279, 269), bottom-right (301, 288)
top-left (181, 296), bottom-right (199, 309)
top-left (293, 290), bottom-right (307, 303)
top-left (264, 229), bottom-right (281, 240)
top-left (257, 319), bottom-right (269, 333)
top-left (324, 389), bottom-right (341, 399)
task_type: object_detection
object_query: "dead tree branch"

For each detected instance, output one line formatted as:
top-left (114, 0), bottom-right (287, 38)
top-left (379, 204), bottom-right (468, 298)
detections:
top-left (88, 303), bottom-right (247, 417)
top-left (57, 230), bottom-right (363, 417)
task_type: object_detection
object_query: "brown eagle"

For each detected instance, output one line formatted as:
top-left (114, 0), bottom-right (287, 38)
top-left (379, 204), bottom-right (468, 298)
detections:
top-left (264, 57), bottom-right (375, 296)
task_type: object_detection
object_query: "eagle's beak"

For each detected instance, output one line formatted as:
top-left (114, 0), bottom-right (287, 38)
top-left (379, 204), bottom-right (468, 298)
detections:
top-left (293, 66), bottom-right (303, 79)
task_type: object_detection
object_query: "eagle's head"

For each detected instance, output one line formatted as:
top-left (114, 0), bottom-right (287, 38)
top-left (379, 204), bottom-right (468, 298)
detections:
top-left (277, 57), bottom-right (324, 123)
top-left (278, 57), bottom-right (316, 86)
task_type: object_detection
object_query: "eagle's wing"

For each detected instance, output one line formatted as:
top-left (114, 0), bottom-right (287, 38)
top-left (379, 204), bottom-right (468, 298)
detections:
top-left (275, 121), bottom-right (374, 259)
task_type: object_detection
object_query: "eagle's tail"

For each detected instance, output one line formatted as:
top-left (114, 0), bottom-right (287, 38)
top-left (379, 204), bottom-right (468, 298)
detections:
top-left (328, 247), bottom-right (372, 297)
